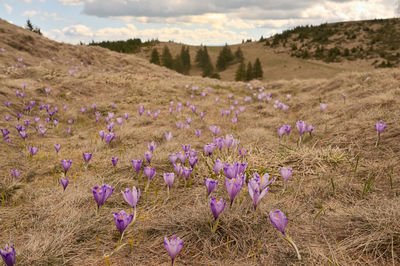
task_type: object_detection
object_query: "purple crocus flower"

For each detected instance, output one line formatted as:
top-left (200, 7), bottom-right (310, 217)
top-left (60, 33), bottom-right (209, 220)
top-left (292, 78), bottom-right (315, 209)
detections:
top-left (200, 112), bottom-right (205, 119)
top-left (4, 101), bottom-right (11, 107)
top-left (111, 157), bottom-right (119, 167)
top-left (277, 126), bottom-right (287, 138)
top-left (61, 159), bottom-right (72, 175)
top-left (98, 130), bottom-right (105, 140)
top-left (144, 166), bottom-right (156, 181)
top-left (16, 113), bottom-right (22, 120)
top-left (122, 186), bottom-right (140, 208)
top-left (225, 176), bottom-right (244, 206)
top-left (131, 159), bottom-right (143, 174)
top-left (190, 105), bottom-right (197, 113)
top-left (83, 153), bottom-right (92, 163)
top-left (147, 141), bottom-right (158, 152)
top-left (195, 129), bottom-right (202, 138)
top-left (188, 156), bottom-right (198, 168)
top-left (23, 120), bottom-right (30, 126)
top-left (80, 107), bottom-right (86, 113)
top-left (165, 132), bottom-right (173, 141)
top-left (205, 178), bottom-right (218, 196)
top-left (113, 210), bottom-right (134, 235)
top-left (168, 107), bottom-right (173, 115)
top-left (280, 167), bottom-right (292, 183)
top-left (173, 163), bottom-right (183, 177)
top-left (0, 244), bottom-right (15, 266)
top-left (238, 148), bottom-right (248, 157)
top-left (124, 113), bottom-right (129, 120)
top-left (107, 122), bottom-right (115, 132)
top-left (116, 117), bottom-right (123, 125)
top-left (320, 103), bottom-right (327, 112)
top-left (66, 128), bottom-right (71, 135)
top-left (92, 184), bottom-right (114, 212)
top-left (169, 153), bottom-right (178, 164)
top-left (203, 143), bottom-right (216, 156)
top-left (144, 151), bottom-right (152, 164)
top-left (164, 235), bottom-right (183, 266)
top-left (375, 120), bottom-right (386, 134)
top-left (209, 197), bottom-right (226, 220)
top-left (214, 159), bottom-right (224, 175)
top-left (11, 169), bottom-right (21, 178)
top-left (34, 117), bottom-right (40, 123)
top-left (182, 167), bottom-right (192, 180)
top-left (92, 104), bottom-right (97, 110)
top-left (238, 163), bottom-right (247, 175)
top-left (223, 162), bottom-right (239, 179)
top-left (1, 128), bottom-right (10, 137)
top-left (105, 133), bottom-right (116, 144)
top-left (163, 173), bottom-right (175, 188)
top-left (307, 125), bottom-right (314, 134)
top-left (138, 105), bottom-right (144, 116)
top-left (19, 131), bottom-right (27, 139)
top-left (375, 120), bottom-right (387, 146)
top-left (296, 120), bottom-right (307, 136)
top-left (209, 125), bottom-right (220, 135)
top-left (29, 146), bottom-right (38, 156)
top-left (269, 209), bottom-right (287, 235)
top-left (60, 177), bottom-right (69, 191)
top-left (147, 110), bottom-right (152, 117)
top-left (39, 128), bottom-right (47, 136)
top-left (45, 88), bottom-right (51, 95)
top-left (182, 144), bottom-right (191, 153)
top-left (177, 152), bottom-right (188, 164)
top-left (342, 93), bottom-right (346, 103)
top-left (54, 144), bottom-right (61, 153)
top-left (248, 178), bottom-right (271, 210)
top-left (5, 116), bottom-right (12, 121)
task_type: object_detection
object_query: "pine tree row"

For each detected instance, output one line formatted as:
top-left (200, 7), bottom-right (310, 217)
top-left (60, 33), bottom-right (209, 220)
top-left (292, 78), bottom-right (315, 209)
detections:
top-left (150, 46), bottom-right (191, 75)
top-left (235, 58), bottom-right (263, 81)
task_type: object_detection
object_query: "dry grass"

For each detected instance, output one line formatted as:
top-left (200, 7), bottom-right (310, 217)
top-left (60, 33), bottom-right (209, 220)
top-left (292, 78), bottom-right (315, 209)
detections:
top-left (0, 20), bottom-right (400, 265)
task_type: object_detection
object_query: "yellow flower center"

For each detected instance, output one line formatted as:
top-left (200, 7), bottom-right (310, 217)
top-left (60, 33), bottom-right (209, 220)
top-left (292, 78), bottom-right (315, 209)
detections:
top-left (216, 199), bottom-right (219, 202)
top-left (5, 249), bottom-right (8, 252)
top-left (275, 212), bottom-right (279, 218)
top-left (120, 215), bottom-right (124, 219)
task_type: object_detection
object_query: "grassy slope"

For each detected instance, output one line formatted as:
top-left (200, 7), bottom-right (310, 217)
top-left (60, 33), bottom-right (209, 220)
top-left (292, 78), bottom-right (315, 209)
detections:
top-left (1, 20), bottom-right (400, 265)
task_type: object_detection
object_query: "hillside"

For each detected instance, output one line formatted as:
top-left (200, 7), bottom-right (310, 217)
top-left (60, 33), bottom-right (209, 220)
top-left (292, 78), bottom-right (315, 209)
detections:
top-left (267, 18), bottom-right (400, 67)
top-left (1, 19), bottom-right (400, 266)
top-left (130, 18), bottom-right (399, 82)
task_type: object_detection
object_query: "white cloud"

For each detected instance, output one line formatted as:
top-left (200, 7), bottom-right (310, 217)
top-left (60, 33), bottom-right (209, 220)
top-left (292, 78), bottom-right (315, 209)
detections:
top-left (43, 23), bottom-right (249, 45)
top-left (22, 10), bottom-right (39, 17)
top-left (4, 4), bottom-right (12, 14)
top-left (58, 0), bottom-right (85, 6)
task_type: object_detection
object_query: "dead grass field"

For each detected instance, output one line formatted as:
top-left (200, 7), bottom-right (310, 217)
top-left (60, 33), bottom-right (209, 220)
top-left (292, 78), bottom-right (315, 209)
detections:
top-left (1, 20), bottom-right (400, 265)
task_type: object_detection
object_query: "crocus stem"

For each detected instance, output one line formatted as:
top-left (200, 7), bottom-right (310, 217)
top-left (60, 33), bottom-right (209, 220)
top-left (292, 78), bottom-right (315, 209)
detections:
top-left (104, 254), bottom-right (111, 266)
top-left (213, 217), bottom-right (220, 233)
top-left (132, 208), bottom-right (137, 223)
top-left (375, 133), bottom-right (380, 147)
top-left (116, 232), bottom-right (125, 249)
top-left (171, 258), bottom-right (175, 266)
top-left (283, 235), bottom-right (301, 260)
top-left (297, 136), bottom-right (302, 148)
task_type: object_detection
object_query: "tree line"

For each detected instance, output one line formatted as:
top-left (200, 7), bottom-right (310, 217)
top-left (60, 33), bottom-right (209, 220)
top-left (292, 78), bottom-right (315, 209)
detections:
top-left (150, 44), bottom-right (263, 80)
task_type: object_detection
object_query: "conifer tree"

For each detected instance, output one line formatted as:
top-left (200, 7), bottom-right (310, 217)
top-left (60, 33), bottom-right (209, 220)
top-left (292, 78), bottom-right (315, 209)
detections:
top-left (246, 61), bottom-right (253, 81)
top-left (150, 48), bottom-right (160, 65)
top-left (253, 58), bottom-right (263, 79)
top-left (216, 44), bottom-right (234, 71)
top-left (180, 46), bottom-right (191, 74)
top-left (235, 61), bottom-right (246, 81)
top-left (234, 47), bottom-right (244, 62)
top-left (161, 45), bottom-right (174, 69)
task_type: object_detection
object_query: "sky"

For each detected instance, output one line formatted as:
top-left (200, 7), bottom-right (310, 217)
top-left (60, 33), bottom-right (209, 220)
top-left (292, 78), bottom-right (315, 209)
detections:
top-left (0, 0), bottom-right (397, 45)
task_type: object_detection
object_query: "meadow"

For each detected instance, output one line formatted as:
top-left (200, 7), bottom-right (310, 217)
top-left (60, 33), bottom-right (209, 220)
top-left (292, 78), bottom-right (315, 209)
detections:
top-left (1, 20), bottom-right (400, 265)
